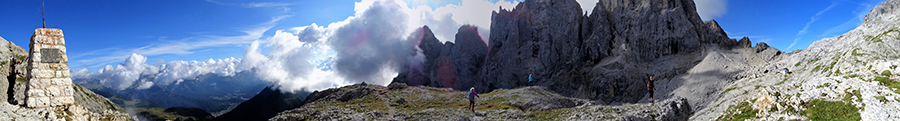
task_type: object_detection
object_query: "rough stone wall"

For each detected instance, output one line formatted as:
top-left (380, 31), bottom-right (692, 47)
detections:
top-left (24, 28), bottom-right (74, 108)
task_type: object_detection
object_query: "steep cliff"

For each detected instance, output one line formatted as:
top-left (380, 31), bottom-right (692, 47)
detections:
top-left (392, 0), bottom-right (745, 105)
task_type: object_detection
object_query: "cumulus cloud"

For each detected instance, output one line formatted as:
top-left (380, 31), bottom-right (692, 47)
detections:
top-left (328, 0), bottom-right (413, 83)
top-left (73, 0), bottom-right (520, 92)
top-left (240, 30), bottom-right (351, 92)
top-left (72, 53), bottom-right (244, 90)
top-left (407, 0), bottom-right (517, 43)
top-left (694, 0), bottom-right (727, 20)
top-left (241, 0), bottom-right (518, 92)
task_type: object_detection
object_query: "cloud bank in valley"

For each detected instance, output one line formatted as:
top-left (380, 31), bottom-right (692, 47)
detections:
top-left (71, 53), bottom-right (243, 90)
top-left (72, 0), bottom-right (518, 92)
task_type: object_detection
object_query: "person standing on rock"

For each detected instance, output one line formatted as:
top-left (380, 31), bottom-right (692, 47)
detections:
top-left (468, 87), bottom-right (480, 112)
top-left (648, 76), bottom-right (655, 104)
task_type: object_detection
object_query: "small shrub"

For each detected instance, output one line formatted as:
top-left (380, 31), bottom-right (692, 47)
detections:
top-left (882, 70), bottom-right (893, 77)
top-left (783, 106), bottom-right (797, 114)
top-left (807, 99), bottom-right (861, 121)
top-left (875, 76), bottom-right (892, 85)
top-left (844, 90), bottom-right (863, 103)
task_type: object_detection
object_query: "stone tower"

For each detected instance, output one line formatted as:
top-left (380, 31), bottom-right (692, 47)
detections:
top-left (24, 28), bottom-right (74, 107)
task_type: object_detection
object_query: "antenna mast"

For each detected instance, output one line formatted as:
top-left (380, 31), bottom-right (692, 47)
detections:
top-left (42, 0), bottom-right (45, 28)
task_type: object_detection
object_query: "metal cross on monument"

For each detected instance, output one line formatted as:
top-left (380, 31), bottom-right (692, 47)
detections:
top-left (42, 0), bottom-right (46, 28)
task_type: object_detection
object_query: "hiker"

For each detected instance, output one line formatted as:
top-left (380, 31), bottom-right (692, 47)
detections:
top-left (468, 87), bottom-right (480, 112)
top-left (648, 76), bottom-right (654, 104)
top-left (529, 74), bottom-right (533, 82)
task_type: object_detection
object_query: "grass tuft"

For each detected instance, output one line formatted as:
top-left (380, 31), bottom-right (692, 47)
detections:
top-left (716, 101), bottom-right (757, 121)
top-left (844, 89), bottom-right (862, 103)
top-left (721, 87), bottom-right (737, 95)
top-left (806, 99), bottom-right (861, 121)
top-left (873, 76), bottom-right (900, 94)
top-left (875, 96), bottom-right (887, 102)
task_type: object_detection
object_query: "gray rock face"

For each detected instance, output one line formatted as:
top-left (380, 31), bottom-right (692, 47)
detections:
top-left (390, 0), bottom-right (751, 105)
top-left (394, 25), bottom-right (489, 91)
top-left (705, 20), bottom-right (728, 38)
top-left (737, 37), bottom-right (752, 48)
top-left (450, 25), bottom-right (488, 90)
top-left (480, 0), bottom-right (586, 92)
top-left (0, 36), bottom-right (28, 105)
top-left (470, 0), bottom-right (741, 104)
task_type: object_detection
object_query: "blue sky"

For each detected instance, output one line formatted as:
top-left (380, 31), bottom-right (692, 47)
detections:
top-left (0, 0), bottom-right (889, 91)
top-left (715, 0), bottom-right (883, 52)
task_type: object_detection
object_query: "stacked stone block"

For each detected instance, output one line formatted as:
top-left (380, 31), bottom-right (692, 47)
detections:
top-left (24, 28), bottom-right (74, 107)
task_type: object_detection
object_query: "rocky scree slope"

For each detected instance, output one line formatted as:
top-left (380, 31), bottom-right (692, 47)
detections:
top-left (269, 82), bottom-right (692, 120)
top-left (0, 36), bottom-right (131, 121)
top-left (694, 0), bottom-right (900, 120)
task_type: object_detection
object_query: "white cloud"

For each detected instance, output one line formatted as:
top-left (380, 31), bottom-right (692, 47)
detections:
top-left (136, 81), bottom-right (154, 90)
top-left (72, 0), bottom-right (521, 92)
top-left (694, 0), bottom-right (728, 20)
top-left (70, 15), bottom-right (290, 70)
top-left (240, 30), bottom-right (350, 92)
top-left (407, 0), bottom-right (517, 43)
top-left (789, 0), bottom-right (839, 50)
top-left (576, 0), bottom-right (599, 15)
top-left (72, 53), bottom-right (245, 90)
top-left (237, 0), bottom-right (520, 92)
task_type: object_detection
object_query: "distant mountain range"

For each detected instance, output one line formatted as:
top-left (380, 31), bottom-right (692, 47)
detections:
top-left (75, 71), bottom-right (271, 115)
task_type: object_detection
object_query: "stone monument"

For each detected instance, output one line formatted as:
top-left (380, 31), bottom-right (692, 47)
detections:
top-left (24, 28), bottom-right (74, 107)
